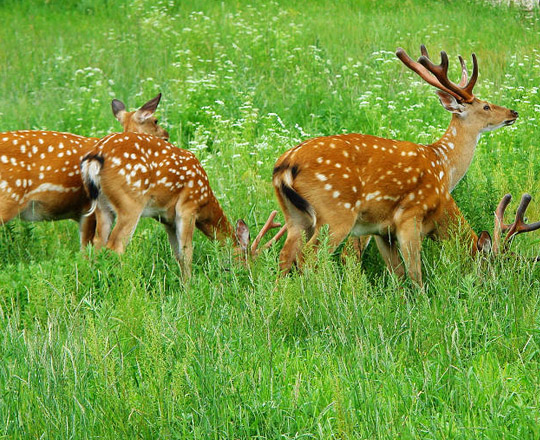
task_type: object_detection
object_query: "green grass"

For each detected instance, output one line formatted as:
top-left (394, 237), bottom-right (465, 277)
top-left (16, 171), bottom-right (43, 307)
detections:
top-left (1, 0), bottom-right (540, 438)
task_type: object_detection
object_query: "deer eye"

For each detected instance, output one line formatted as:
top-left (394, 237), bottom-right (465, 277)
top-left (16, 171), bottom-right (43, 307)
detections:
top-left (483, 105), bottom-right (490, 111)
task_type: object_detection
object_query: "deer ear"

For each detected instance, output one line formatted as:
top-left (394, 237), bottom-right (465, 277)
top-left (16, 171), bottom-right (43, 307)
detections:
top-left (435, 90), bottom-right (466, 114)
top-left (134, 93), bottom-right (162, 123)
top-left (111, 99), bottom-right (126, 123)
top-left (235, 219), bottom-right (250, 252)
top-left (477, 230), bottom-right (492, 253)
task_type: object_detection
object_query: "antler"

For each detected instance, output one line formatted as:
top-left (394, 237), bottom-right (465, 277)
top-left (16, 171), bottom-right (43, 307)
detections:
top-left (250, 210), bottom-right (287, 257)
top-left (396, 45), bottom-right (478, 103)
top-left (492, 193), bottom-right (540, 254)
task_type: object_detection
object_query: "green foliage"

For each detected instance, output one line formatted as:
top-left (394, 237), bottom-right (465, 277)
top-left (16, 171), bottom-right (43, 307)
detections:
top-left (1, 0), bottom-right (540, 438)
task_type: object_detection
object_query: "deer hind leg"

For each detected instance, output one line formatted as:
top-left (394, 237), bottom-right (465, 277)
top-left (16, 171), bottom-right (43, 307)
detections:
top-left (276, 189), bottom-right (315, 274)
top-left (278, 212), bottom-right (315, 274)
top-left (279, 226), bottom-right (305, 274)
top-left (321, 212), bottom-right (357, 251)
top-left (374, 235), bottom-right (405, 278)
top-left (396, 219), bottom-right (424, 286)
top-left (300, 215), bottom-right (356, 266)
top-left (175, 211), bottom-right (197, 279)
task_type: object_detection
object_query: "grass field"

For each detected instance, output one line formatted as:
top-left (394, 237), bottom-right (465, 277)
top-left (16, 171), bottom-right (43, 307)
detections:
top-left (1, 0), bottom-right (540, 438)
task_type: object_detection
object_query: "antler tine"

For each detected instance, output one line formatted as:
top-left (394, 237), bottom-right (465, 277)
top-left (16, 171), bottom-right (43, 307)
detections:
top-left (258, 224), bottom-right (287, 253)
top-left (457, 55), bottom-right (468, 87)
top-left (250, 210), bottom-right (286, 256)
top-left (418, 50), bottom-right (449, 80)
top-left (493, 193), bottom-right (512, 253)
top-left (396, 47), bottom-right (463, 102)
top-left (462, 53), bottom-right (478, 100)
top-left (495, 193), bottom-right (513, 229)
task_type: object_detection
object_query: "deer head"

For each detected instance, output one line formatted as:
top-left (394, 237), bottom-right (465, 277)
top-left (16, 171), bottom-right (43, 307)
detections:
top-left (112, 93), bottom-right (169, 141)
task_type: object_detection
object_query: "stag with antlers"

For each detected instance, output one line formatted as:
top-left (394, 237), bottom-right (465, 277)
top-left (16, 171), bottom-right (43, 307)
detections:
top-left (272, 45), bottom-right (524, 285)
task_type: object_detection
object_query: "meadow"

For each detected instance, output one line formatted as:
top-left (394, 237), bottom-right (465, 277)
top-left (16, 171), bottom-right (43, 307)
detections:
top-left (1, 0), bottom-right (540, 438)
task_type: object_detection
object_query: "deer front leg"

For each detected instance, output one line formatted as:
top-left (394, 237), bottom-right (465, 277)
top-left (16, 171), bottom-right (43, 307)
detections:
top-left (431, 197), bottom-right (478, 253)
top-left (341, 236), bottom-right (372, 262)
top-left (396, 218), bottom-right (424, 286)
top-left (92, 207), bottom-right (114, 249)
top-left (374, 235), bottom-right (405, 278)
top-left (79, 213), bottom-right (97, 248)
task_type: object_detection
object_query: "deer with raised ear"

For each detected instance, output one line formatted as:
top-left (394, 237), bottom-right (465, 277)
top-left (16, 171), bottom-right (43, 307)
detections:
top-left (0, 93), bottom-right (169, 247)
top-left (272, 45), bottom-right (526, 285)
top-left (80, 133), bottom-right (286, 278)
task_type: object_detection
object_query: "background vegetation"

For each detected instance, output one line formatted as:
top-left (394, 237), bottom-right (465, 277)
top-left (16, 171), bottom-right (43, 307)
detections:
top-left (0, 0), bottom-right (539, 438)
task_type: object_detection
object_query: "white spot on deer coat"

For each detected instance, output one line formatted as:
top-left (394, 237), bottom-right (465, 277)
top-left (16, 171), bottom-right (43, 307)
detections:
top-left (365, 191), bottom-right (381, 201)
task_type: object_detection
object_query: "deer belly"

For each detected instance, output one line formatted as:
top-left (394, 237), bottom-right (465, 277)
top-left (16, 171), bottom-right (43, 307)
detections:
top-left (142, 203), bottom-right (169, 221)
top-left (19, 200), bottom-right (80, 221)
top-left (351, 222), bottom-right (380, 237)
top-left (351, 220), bottom-right (395, 238)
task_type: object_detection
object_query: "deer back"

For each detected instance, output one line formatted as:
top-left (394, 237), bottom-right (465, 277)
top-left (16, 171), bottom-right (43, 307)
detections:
top-left (0, 130), bottom-right (97, 221)
top-left (85, 132), bottom-right (233, 240)
top-left (274, 133), bottom-right (452, 236)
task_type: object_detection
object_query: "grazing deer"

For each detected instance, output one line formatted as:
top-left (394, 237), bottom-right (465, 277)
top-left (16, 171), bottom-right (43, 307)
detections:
top-left (0, 94), bottom-right (169, 247)
top-left (80, 133), bottom-right (285, 278)
top-left (272, 45), bottom-right (522, 285)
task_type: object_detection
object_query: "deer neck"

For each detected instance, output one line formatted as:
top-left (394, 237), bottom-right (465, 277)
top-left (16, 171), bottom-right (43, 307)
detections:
top-left (199, 195), bottom-right (235, 243)
top-left (430, 114), bottom-right (482, 192)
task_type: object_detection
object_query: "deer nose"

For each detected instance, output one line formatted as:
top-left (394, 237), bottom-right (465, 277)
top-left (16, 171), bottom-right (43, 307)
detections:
top-left (511, 110), bottom-right (519, 118)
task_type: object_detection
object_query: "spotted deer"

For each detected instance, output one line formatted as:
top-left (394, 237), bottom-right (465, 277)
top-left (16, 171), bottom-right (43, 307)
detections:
top-left (0, 93), bottom-right (168, 247)
top-left (272, 45), bottom-right (522, 285)
top-left (80, 132), bottom-right (285, 278)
